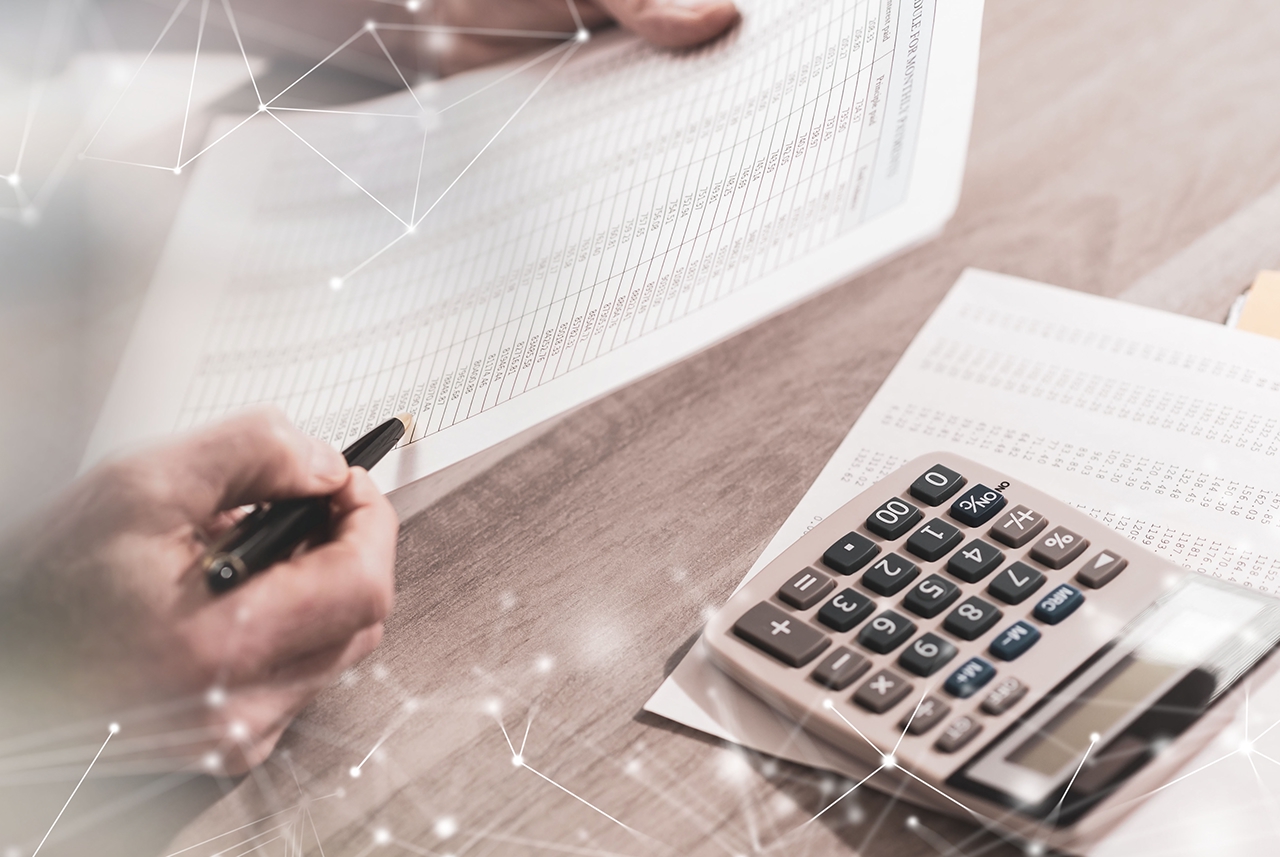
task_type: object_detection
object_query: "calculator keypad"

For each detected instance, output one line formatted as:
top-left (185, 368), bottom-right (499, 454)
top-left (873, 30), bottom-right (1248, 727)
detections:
top-left (906, 518), bottom-right (964, 561)
top-left (858, 610), bottom-right (917, 654)
top-left (715, 455), bottom-right (1140, 774)
top-left (898, 632), bottom-right (958, 676)
top-left (861, 553), bottom-right (921, 596)
top-left (865, 497), bottom-right (923, 540)
top-left (778, 568), bottom-right (835, 609)
top-left (902, 574), bottom-right (961, 618)
top-left (733, 602), bottom-right (830, 667)
top-left (822, 531), bottom-right (879, 574)
top-left (1029, 525), bottom-right (1089, 568)
top-left (854, 669), bottom-right (913, 713)
top-left (943, 596), bottom-right (1003, 640)
top-left (986, 562), bottom-right (1046, 605)
top-left (817, 588), bottom-right (876, 632)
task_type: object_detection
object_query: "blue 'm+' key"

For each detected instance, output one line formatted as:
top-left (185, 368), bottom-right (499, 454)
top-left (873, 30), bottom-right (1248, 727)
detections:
top-left (944, 657), bottom-right (997, 698)
top-left (1033, 584), bottom-right (1084, 625)
top-left (989, 621), bottom-right (1041, 661)
top-left (949, 484), bottom-right (1008, 527)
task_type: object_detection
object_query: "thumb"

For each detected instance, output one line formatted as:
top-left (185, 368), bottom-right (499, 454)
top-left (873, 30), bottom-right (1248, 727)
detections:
top-left (153, 406), bottom-right (349, 519)
top-left (592, 0), bottom-right (740, 48)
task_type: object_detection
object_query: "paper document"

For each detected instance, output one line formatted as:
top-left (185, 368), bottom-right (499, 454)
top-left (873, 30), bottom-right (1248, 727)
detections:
top-left (646, 268), bottom-right (1280, 854)
top-left (86, 0), bottom-right (984, 488)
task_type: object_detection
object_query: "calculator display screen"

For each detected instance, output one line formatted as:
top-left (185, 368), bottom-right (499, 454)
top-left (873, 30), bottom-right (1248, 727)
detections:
top-left (1007, 656), bottom-right (1179, 777)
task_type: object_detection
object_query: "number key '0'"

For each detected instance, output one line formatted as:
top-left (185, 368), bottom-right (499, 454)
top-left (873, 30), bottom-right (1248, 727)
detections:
top-left (909, 464), bottom-right (966, 506)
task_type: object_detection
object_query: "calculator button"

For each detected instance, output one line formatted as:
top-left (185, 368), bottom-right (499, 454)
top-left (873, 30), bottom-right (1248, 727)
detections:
top-left (935, 716), bottom-right (983, 753)
top-left (853, 669), bottom-right (914, 713)
top-left (817, 588), bottom-right (876, 632)
top-left (1029, 526), bottom-right (1089, 569)
top-left (823, 532), bottom-right (880, 575)
top-left (943, 596), bottom-right (1003, 640)
top-left (949, 484), bottom-right (1008, 527)
top-left (980, 677), bottom-right (1028, 716)
top-left (866, 497), bottom-right (923, 540)
top-left (861, 553), bottom-right (921, 596)
top-left (988, 620), bottom-right (1041, 661)
top-left (905, 518), bottom-right (964, 561)
top-left (1077, 551), bottom-right (1129, 588)
top-left (733, 602), bottom-right (831, 667)
top-left (898, 632), bottom-right (958, 677)
top-left (988, 505), bottom-right (1048, 547)
top-left (909, 464), bottom-right (967, 506)
top-left (857, 610), bottom-right (917, 654)
top-left (811, 647), bottom-right (871, 690)
top-left (899, 696), bottom-right (951, 735)
top-left (777, 568), bottom-right (835, 609)
top-left (986, 562), bottom-right (1047, 605)
top-left (1033, 583), bottom-right (1085, 625)
top-left (902, 574), bottom-right (961, 618)
top-left (946, 539), bottom-right (1005, 583)
top-left (944, 657), bottom-right (997, 698)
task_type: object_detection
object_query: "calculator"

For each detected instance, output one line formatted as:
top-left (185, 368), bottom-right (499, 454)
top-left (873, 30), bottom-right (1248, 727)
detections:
top-left (703, 453), bottom-right (1280, 852)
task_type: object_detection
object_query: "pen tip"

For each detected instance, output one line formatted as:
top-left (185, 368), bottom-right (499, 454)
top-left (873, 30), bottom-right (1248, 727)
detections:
top-left (396, 412), bottom-right (414, 434)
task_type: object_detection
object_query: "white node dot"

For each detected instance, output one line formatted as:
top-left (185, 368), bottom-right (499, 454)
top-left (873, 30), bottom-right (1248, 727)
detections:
top-left (1241, 740), bottom-right (1255, 755)
top-left (1089, 732), bottom-right (1101, 744)
top-left (329, 277), bottom-right (344, 291)
top-left (535, 655), bottom-right (555, 673)
top-left (905, 815), bottom-right (919, 830)
top-left (624, 758), bottom-right (642, 776)
top-left (203, 751), bottom-right (222, 770)
top-left (405, 224), bottom-right (416, 234)
top-left (257, 103), bottom-right (266, 113)
top-left (406, 0), bottom-right (421, 9)
top-left (206, 686), bottom-right (227, 708)
top-left (364, 19), bottom-right (377, 31)
top-left (575, 28), bottom-right (590, 42)
top-left (172, 166), bottom-right (182, 175)
top-left (373, 828), bottom-right (391, 845)
top-left (108, 722), bottom-right (121, 734)
top-left (434, 817), bottom-right (458, 839)
top-left (349, 765), bottom-right (363, 778)
top-left (336, 787), bottom-right (347, 798)
top-left (1025, 841), bottom-right (1046, 857)
top-left (482, 698), bottom-right (502, 717)
top-left (881, 754), bottom-right (897, 770)
top-left (822, 698), bottom-right (835, 710)
top-left (511, 754), bottom-right (524, 767)
top-left (5, 173), bottom-right (18, 187)
top-left (372, 664), bottom-right (389, 681)
top-left (228, 721), bottom-right (249, 740)
top-left (404, 697), bottom-right (421, 712)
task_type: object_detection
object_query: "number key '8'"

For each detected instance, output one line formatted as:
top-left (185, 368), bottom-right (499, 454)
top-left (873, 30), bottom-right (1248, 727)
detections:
top-left (865, 497), bottom-right (922, 540)
top-left (943, 596), bottom-right (1003, 641)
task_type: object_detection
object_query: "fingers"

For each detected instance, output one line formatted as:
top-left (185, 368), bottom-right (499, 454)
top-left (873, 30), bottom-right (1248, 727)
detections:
top-left (153, 406), bottom-right (349, 519)
top-left (219, 468), bottom-right (398, 670)
top-left (588, 0), bottom-right (739, 48)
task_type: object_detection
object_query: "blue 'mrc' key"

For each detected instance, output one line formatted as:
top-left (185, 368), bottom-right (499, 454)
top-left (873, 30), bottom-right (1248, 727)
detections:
top-left (988, 621), bottom-right (1041, 661)
top-left (949, 484), bottom-right (1008, 527)
top-left (944, 657), bottom-right (997, 698)
top-left (1033, 583), bottom-right (1084, 625)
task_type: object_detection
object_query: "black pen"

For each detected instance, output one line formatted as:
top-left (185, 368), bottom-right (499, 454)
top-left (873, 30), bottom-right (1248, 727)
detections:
top-left (202, 413), bottom-right (412, 593)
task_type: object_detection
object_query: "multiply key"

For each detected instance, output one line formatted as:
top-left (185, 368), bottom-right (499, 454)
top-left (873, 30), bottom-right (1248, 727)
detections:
top-left (733, 602), bottom-right (830, 667)
top-left (853, 668), bottom-right (913, 713)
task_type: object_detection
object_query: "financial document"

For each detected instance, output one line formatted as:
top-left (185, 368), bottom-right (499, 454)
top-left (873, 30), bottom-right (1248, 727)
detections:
top-left (86, 0), bottom-right (984, 487)
top-left (646, 268), bottom-right (1280, 854)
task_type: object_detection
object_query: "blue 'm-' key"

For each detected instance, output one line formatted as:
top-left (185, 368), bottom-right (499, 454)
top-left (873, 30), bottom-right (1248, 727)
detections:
top-left (944, 657), bottom-right (997, 698)
top-left (1033, 584), bottom-right (1084, 625)
top-left (988, 620), bottom-right (1041, 661)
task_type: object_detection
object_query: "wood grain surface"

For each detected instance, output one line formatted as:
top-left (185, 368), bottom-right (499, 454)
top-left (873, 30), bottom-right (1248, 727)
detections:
top-left (159, 2), bottom-right (1280, 855)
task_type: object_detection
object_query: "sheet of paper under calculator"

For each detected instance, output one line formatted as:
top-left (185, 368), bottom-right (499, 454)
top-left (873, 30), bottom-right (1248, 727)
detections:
top-left (647, 267), bottom-right (1280, 856)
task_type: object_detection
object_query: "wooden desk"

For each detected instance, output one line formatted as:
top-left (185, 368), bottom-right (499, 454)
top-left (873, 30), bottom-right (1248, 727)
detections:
top-left (169, 1), bottom-right (1280, 854)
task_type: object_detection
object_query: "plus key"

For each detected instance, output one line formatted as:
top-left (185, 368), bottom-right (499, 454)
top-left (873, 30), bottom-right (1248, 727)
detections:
top-left (732, 602), bottom-right (830, 667)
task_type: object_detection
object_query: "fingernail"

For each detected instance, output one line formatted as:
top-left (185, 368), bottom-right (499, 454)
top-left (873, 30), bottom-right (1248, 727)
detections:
top-left (310, 438), bottom-right (348, 482)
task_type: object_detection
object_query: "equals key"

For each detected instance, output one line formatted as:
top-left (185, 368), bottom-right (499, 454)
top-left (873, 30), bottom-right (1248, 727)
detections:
top-left (778, 568), bottom-right (836, 609)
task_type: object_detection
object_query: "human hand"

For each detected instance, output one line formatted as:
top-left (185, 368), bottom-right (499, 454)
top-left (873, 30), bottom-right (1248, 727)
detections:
top-left (0, 407), bottom-right (398, 774)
